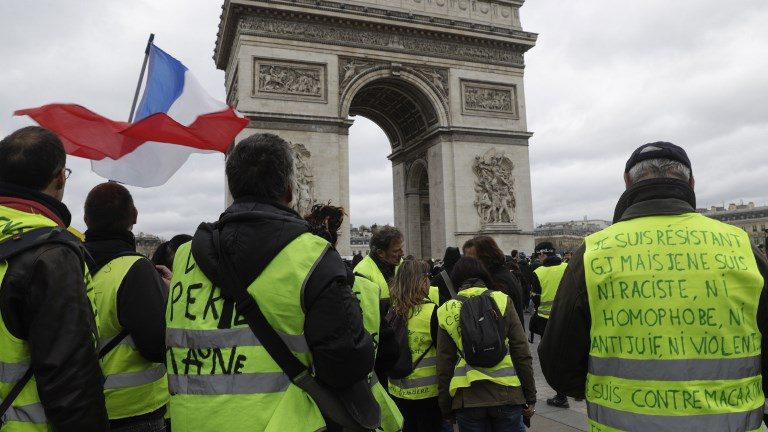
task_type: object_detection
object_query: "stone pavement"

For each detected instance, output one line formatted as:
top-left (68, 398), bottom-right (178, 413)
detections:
top-left (526, 312), bottom-right (589, 432)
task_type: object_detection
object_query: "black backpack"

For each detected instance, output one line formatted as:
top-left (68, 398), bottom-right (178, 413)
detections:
top-left (457, 290), bottom-right (507, 368)
top-left (385, 303), bottom-right (438, 379)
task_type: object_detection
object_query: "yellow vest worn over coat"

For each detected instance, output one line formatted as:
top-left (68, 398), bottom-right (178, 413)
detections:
top-left (0, 205), bottom-right (96, 432)
top-left (167, 233), bottom-right (332, 432)
top-left (584, 213), bottom-right (765, 432)
top-left (534, 262), bottom-right (568, 319)
top-left (437, 287), bottom-right (521, 396)
top-left (92, 255), bottom-right (169, 420)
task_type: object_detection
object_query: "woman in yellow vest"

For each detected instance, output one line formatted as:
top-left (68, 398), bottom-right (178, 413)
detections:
top-left (387, 260), bottom-right (442, 431)
top-left (436, 257), bottom-right (537, 432)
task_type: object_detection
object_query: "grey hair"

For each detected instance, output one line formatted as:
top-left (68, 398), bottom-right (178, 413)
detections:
top-left (627, 157), bottom-right (691, 184)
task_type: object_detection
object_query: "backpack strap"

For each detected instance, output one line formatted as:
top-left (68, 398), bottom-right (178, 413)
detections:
top-left (440, 270), bottom-right (457, 299)
top-left (411, 302), bottom-right (439, 370)
top-left (0, 226), bottom-right (87, 426)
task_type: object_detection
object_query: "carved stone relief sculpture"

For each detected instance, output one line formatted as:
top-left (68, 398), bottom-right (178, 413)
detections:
top-left (253, 58), bottom-right (327, 103)
top-left (290, 142), bottom-right (316, 217)
top-left (473, 148), bottom-right (516, 225)
top-left (461, 80), bottom-right (518, 118)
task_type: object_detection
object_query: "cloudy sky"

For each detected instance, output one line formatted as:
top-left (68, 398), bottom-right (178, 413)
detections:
top-left (1, 0), bottom-right (766, 239)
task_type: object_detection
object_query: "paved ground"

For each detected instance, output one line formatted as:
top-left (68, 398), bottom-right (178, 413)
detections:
top-left (525, 312), bottom-right (589, 432)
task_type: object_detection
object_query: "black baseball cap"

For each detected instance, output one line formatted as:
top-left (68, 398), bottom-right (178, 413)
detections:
top-left (624, 142), bottom-right (692, 174)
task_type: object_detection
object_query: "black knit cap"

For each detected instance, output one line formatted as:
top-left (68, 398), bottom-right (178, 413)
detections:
top-left (624, 141), bottom-right (692, 174)
top-left (535, 241), bottom-right (555, 254)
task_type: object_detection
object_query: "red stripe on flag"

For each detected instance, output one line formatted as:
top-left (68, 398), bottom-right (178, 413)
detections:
top-left (14, 104), bottom-right (249, 160)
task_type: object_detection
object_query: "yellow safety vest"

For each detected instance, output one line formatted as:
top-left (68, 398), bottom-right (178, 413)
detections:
top-left (388, 287), bottom-right (440, 400)
top-left (166, 233), bottom-right (331, 432)
top-left (0, 205), bottom-right (97, 432)
top-left (352, 276), bottom-right (403, 431)
top-left (436, 287), bottom-right (520, 396)
top-left (584, 213), bottom-right (765, 432)
top-left (92, 255), bottom-right (169, 420)
top-left (534, 262), bottom-right (567, 319)
top-left (354, 255), bottom-right (391, 299)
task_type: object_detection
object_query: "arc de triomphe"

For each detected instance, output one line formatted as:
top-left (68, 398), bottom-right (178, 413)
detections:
top-left (216, 0), bottom-right (537, 258)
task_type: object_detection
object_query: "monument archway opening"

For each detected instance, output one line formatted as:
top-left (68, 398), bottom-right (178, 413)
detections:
top-left (218, 0), bottom-right (538, 257)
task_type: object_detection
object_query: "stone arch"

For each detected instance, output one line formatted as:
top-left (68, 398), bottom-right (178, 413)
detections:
top-left (404, 158), bottom-right (431, 258)
top-left (340, 67), bottom-right (450, 149)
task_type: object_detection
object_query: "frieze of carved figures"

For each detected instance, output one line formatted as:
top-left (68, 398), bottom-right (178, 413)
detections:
top-left (339, 57), bottom-right (449, 101)
top-left (462, 80), bottom-right (517, 118)
top-left (473, 148), bottom-right (516, 225)
top-left (258, 64), bottom-right (322, 97)
top-left (289, 142), bottom-right (316, 217)
top-left (240, 16), bottom-right (523, 67)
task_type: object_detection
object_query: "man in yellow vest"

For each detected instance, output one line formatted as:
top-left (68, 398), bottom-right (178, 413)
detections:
top-left (0, 126), bottom-right (108, 431)
top-left (165, 133), bottom-right (376, 432)
top-left (354, 225), bottom-right (404, 300)
top-left (539, 142), bottom-right (768, 431)
top-left (530, 241), bottom-right (569, 408)
top-left (83, 183), bottom-right (169, 431)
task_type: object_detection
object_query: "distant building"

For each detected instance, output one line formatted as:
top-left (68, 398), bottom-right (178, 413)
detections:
top-left (700, 202), bottom-right (768, 246)
top-left (350, 225), bottom-right (374, 256)
top-left (534, 218), bottom-right (611, 253)
top-left (136, 232), bottom-right (164, 258)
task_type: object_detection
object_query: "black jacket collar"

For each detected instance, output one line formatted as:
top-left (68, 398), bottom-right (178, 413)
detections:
top-left (613, 178), bottom-right (696, 223)
top-left (84, 229), bottom-right (137, 272)
top-left (0, 182), bottom-right (72, 226)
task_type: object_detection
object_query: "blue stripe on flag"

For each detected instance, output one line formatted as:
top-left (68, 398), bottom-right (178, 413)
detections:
top-left (134, 44), bottom-right (187, 122)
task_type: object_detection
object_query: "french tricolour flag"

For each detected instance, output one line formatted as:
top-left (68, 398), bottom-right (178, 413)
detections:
top-left (15, 44), bottom-right (248, 187)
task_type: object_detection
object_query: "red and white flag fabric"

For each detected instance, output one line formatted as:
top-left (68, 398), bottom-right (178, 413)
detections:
top-left (15, 44), bottom-right (248, 187)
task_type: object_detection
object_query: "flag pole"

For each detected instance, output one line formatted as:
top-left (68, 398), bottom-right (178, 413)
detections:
top-left (127, 33), bottom-right (155, 122)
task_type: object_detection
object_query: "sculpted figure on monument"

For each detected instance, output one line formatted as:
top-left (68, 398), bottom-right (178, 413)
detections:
top-left (289, 142), bottom-right (316, 217)
top-left (258, 64), bottom-right (321, 96)
top-left (473, 148), bottom-right (516, 224)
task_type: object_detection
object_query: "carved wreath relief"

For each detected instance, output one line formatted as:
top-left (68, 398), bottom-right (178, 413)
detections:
top-left (461, 80), bottom-right (518, 118)
top-left (289, 142), bottom-right (316, 217)
top-left (473, 148), bottom-right (516, 225)
top-left (253, 58), bottom-right (327, 103)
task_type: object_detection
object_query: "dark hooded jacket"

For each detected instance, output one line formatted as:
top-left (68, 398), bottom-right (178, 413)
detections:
top-left (538, 178), bottom-right (768, 398)
top-left (189, 198), bottom-right (374, 389)
top-left (0, 183), bottom-right (108, 431)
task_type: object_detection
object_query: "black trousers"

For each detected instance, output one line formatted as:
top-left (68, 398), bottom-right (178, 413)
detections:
top-left (391, 395), bottom-right (443, 432)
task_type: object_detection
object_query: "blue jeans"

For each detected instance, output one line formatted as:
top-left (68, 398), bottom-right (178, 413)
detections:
top-left (456, 405), bottom-right (525, 432)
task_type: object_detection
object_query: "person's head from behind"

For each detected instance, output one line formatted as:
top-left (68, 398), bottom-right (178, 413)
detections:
top-left (226, 133), bottom-right (294, 206)
top-left (370, 225), bottom-right (404, 266)
top-left (304, 203), bottom-right (345, 246)
top-left (624, 142), bottom-right (694, 190)
top-left (390, 259), bottom-right (431, 317)
top-left (462, 235), bottom-right (505, 270)
top-left (534, 241), bottom-right (556, 263)
top-left (450, 256), bottom-right (495, 290)
top-left (0, 126), bottom-right (68, 201)
top-left (84, 182), bottom-right (137, 232)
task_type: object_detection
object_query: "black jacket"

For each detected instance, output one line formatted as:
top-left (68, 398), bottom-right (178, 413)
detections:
top-left (0, 185), bottom-right (108, 431)
top-left (489, 264), bottom-right (525, 331)
top-left (538, 178), bottom-right (768, 398)
top-left (190, 198), bottom-right (374, 388)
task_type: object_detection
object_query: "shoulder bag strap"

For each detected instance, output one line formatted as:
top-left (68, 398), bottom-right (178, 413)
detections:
top-left (440, 269), bottom-right (457, 299)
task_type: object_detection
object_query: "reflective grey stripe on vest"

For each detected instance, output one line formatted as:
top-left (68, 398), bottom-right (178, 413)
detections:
top-left (454, 365), bottom-right (516, 379)
top-left (98, 334), bottom-right (137, 350)
top-left (539, 301), bottom-right (554, 307)
top-left (166, 327), bottom-right (309, 353)
top-left (168, 372), bottom-right (290, 395)
top-left (589, 355), bottom-right (761, 381)
top-left (0, 401), bottom-right (47, 424)
top-left (588, 401), bottom-right (763, 432)
top-left (104, 365), bottom-right (167, 389)
top-left (389, 375), bottom-right (438, 389)
top-left (0, 361), bottom-right (28, 383)
top-left (414, 356), bottom-right (438, 369)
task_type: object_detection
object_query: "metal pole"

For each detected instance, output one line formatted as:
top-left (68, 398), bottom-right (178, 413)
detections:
top-left (127, 33), bottom-right (155, 122)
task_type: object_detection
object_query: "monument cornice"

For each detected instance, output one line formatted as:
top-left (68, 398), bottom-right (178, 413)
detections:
top-left (215, 1), bottom-right (537, 70)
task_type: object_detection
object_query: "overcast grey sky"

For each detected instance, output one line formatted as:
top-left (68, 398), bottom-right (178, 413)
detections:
top-left (1, 1), bottom-right (766, 239)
